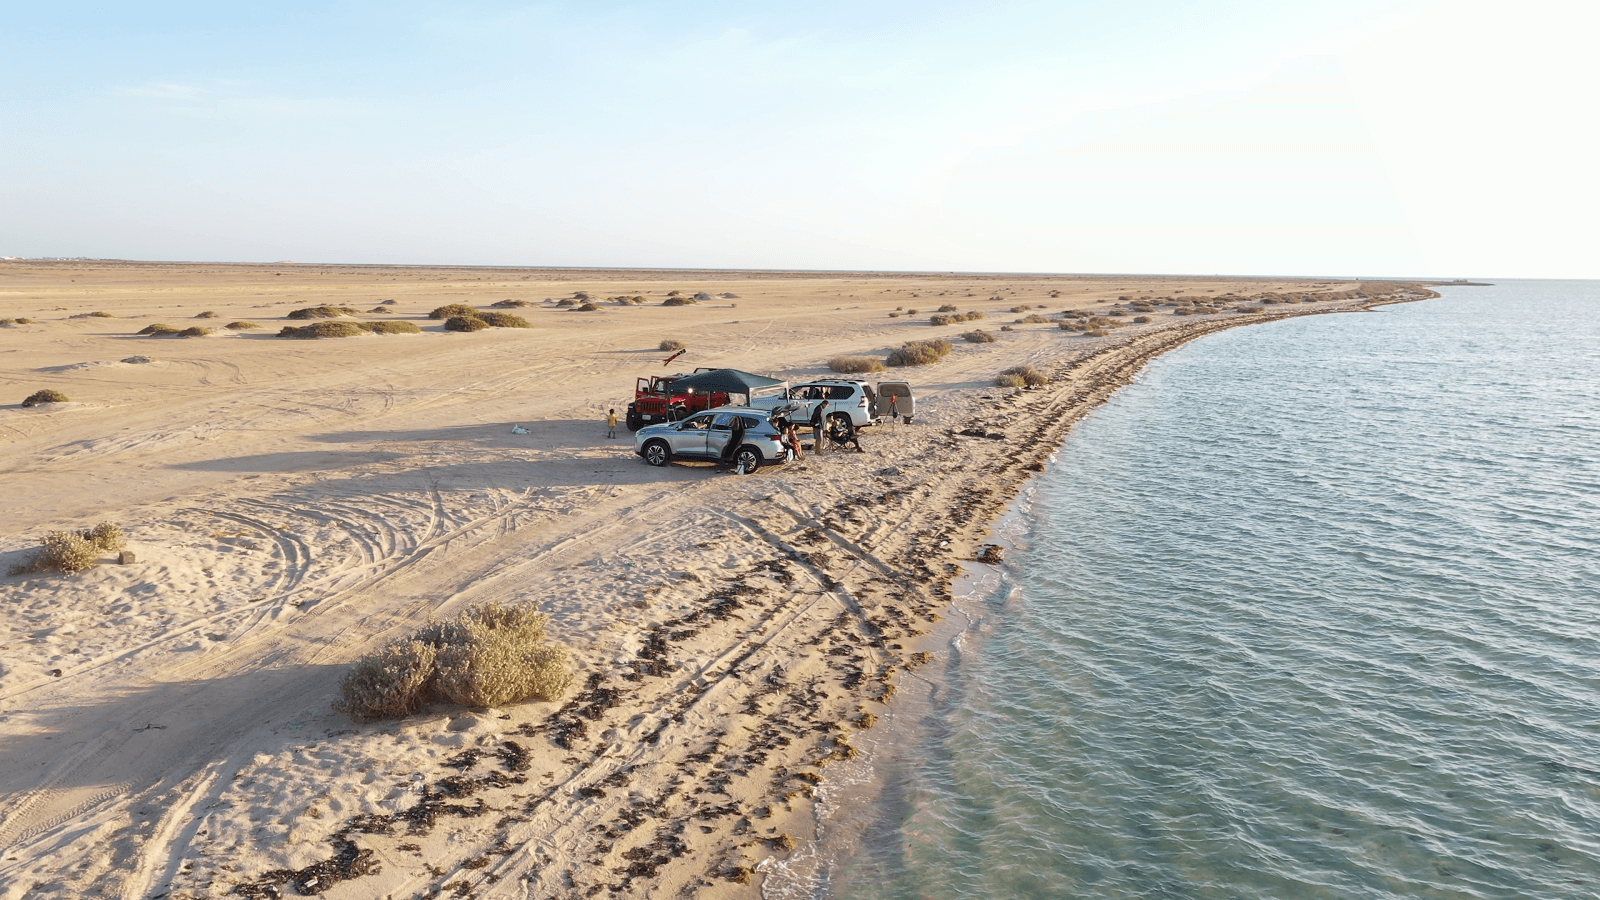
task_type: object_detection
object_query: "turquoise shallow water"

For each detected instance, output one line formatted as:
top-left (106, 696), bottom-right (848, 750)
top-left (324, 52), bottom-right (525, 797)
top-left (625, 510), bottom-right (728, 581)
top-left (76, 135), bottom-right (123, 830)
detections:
top-left (790, 281), bottom-right (1600, 899)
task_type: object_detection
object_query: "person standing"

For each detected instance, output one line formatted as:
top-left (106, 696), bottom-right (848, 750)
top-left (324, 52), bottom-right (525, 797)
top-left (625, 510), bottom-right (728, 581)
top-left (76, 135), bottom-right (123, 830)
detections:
top-left (607, 408), bottom-right (618, 439)
top-left (812, 399), bottom-right (829, 455)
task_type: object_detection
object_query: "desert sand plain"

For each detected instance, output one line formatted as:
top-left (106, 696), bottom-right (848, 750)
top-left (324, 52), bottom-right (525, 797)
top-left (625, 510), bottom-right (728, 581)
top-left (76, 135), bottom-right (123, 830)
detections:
top-left (0, 260), bottom-right (1434, 899)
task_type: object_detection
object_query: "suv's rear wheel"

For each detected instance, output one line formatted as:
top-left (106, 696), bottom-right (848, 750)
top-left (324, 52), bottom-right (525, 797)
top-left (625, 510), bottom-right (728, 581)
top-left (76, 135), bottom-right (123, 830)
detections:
top-left (828, 412), bottom-right (854, 435)
top-left (734, 446), bottom-right (762, 474)
top-left (642, 440), bottom-right (671, 467)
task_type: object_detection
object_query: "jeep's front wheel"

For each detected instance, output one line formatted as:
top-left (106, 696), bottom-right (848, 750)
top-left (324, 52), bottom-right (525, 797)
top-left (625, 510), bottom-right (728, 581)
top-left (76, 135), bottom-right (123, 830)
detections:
top-left (642, 440), bottom-right (671, 467)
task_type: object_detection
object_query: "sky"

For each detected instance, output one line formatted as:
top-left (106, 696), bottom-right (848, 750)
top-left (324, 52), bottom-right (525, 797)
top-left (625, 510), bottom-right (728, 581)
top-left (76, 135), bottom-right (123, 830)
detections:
top-left (2, 1), bottom-right (1596, 278)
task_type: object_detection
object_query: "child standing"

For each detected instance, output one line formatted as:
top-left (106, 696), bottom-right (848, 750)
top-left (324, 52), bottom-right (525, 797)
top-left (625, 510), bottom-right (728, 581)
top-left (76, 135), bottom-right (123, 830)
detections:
top-left (607, 408), bottom-right (618, 439)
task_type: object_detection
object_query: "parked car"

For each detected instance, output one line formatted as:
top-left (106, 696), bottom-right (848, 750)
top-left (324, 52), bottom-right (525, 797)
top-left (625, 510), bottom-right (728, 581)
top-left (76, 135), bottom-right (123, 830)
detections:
top-left (634, 407), bottom-right (790, 473)
top-left (751, 379), bottom-right (914, 432)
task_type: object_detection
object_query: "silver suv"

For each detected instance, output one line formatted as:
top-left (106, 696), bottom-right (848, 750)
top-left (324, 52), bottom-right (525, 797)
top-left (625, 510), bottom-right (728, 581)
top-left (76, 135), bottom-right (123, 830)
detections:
top-left (753, 380), bottom-right (883, 432)
top-left (634, 407), bottom-right (790, 473)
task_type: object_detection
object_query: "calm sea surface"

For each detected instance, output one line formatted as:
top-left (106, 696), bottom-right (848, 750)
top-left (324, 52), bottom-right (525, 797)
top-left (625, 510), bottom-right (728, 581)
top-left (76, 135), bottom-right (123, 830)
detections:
top-left (772, 280), bottom-right (1600, 899)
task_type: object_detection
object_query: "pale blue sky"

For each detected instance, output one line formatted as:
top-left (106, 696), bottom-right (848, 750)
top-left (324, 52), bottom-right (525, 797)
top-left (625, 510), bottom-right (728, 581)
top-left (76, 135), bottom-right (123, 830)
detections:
top-left (3, 1), bottom-right (1595, 277)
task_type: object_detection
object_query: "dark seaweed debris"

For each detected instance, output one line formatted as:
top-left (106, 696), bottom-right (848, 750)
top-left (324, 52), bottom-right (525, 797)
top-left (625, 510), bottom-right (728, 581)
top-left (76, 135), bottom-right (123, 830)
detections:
top-left (231, 838), bottom-right (378, 897)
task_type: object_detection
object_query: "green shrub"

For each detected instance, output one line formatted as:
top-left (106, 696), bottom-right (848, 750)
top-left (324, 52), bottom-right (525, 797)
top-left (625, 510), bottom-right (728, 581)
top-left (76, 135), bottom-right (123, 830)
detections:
top-left (278, 322), bottom-right (365, 339)
top-left (445, 315), bottom-right (491, 332)
top-left (886, 339), bottom-right (952, 367)
top-left (334, 602), bottom-right (572, 721)
top-left (428, 304), bottom-right (479, 320)
top-left (1000, 365), bottom-right (1048, 386)
top-left (226, 321), bottom-right (262, 330)
top-left (963, 329), bottom-right (997, 343)
top-left (360, 321), bottom-right (422, 335)
top-left (22, 389), bottom-right (69, 407)
top-left (828, 355), bottom-right (885, 374)
top-left (138, 323), bottom-right (182, 336)
top-left (660, 339), bottom-right (686, 351)
top-left (288, 306), bottom-right (361, 320)
top-left (178, 326), bottom-right (213, 337)
top-left (477, 312), bottom-right (532, 328)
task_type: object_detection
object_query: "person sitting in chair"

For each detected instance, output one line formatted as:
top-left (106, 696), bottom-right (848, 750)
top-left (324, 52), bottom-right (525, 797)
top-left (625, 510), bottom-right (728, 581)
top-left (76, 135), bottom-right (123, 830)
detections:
top-left (827, 418), bottom-right (863, 453)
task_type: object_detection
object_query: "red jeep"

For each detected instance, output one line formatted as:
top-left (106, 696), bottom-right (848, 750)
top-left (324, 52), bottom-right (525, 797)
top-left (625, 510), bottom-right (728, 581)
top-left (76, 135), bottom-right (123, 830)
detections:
top-left (626, 371), bottom-right (729, 431)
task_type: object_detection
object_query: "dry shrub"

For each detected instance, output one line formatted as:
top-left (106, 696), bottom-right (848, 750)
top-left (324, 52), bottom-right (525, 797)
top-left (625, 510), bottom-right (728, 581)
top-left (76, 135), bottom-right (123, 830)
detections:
top-left (887, 311), bottom-right (900, 318)
top-left (995, 373), bottom-right (1026, 388)
top-left (71, 311), bottom-right (116, 318)
top-left (138, 323), bottom-right (181, 336)
top-left (963, 329), bottom-right (997, 343)
top-left (937, 303), bottom-right (959, 312)
top-left (22, 389), bottom-right (69, 407)
top-left (178, 326), bottom-right (213, 337)
top-left (491, 299), bottom-right (532, 308)
top-left (886, 339), bottom-right (952, 367)
top-left (574, 302), bottom-right (601, 312)
top-left (9, 522), bottom-right (123, 575)
top-left (278, 322), bottom-right (366, 339)
top-left (226, 321), bottom-right (262, 330)
top-left (444, 316), bottom-right (491, 332)
top-left (662, 296), bottom-right (696, 307)
top-left (288, 306), bottom-right (361, 320)
top-left (1086, 327), bottom-right (1108, 336)
top-left (1174, 307), bottom-right (1194, 316)
top-left (1134, 315), bottom-right (1152, 323)
top-left (332, 641), bottom-right (440, 721)
top-left (195, 310), bottom-right (218, 318)
top-left (1059, 321), bottom-right (1083, 331)
top-left (693, 292), bottom-right (713, 301)
top-left (1, 318), bottom-right (37, 326)
top-left (1000, 325), bottom-right (1014, 332)
top-left (1015, 314), bottom-right (1049, 324)
top-left (1000, 365), bottom-right (1048, 386)
top-left (428, 304), bottom-right (479, 319)
top-left (1010, 305), bottom-right (1031, 313)
top-left (828, 355), bottom-right (885, 374)
top-left (334, 602), bottom-right (572, 721)
top-left (555, 298), bottom-right (579, 307)
top-left (477, 312), bottom-right (531, 328)
top-left (929, 314), bottom-right (955, 326)
top-left (660, 339), bottom-right (686, 351)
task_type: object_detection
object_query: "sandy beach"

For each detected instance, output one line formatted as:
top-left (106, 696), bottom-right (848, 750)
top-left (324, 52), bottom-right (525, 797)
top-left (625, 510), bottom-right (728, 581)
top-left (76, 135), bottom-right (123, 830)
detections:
top-left (0, 261), bottom-right (1435, 899)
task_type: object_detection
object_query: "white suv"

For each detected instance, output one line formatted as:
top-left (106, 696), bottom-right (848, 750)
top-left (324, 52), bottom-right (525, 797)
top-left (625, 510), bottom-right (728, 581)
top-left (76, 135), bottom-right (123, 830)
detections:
top-left (753, 379), bottom-right (897, 433)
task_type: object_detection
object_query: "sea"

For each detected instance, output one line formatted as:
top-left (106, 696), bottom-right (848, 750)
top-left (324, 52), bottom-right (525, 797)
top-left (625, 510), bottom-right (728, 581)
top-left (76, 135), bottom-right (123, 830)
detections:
top-left (765, 279), bottom-right (1600, 899)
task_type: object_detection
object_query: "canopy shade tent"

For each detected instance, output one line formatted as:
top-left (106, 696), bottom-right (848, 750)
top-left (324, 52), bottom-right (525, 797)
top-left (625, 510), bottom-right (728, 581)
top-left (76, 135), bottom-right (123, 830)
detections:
top-left (669, 368), bottom-right (786, 397)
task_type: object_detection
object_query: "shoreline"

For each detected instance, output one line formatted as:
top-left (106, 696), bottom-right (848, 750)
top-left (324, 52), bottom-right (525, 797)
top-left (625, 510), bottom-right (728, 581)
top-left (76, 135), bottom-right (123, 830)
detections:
top-left (0, 266), bottom-right (1436, 899)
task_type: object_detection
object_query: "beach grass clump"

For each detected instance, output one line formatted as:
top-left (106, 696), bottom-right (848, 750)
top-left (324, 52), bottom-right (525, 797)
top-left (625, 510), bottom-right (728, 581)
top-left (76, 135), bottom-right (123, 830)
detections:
top-left (662, 296), bottom-right (697, 307)
top-left (226, 321), bottom-right (262, 330)
top-left (886, 338), bottom-right (952, 367)
top-left (0, 318), bottom-right (37, 326)
top-left (444, 315), bottom-right (491, 332)
top-left (71, 311), bottom-right (116, 319)
top-left (334, 602), bottom-right (573, 721)
top-left (1174, 307), bottom-right (1195, 316)
top-left (428, 304), bottom-right (479, 320)
top-left (138, 323), bottom-right (182, 336)
top-left (476, 312), bottom-right (531, 328)
top-left (660, 339), bottom-right (686, 351)
top-left (491, 299), bottom-right (533, 308)
top-left (9, 522), bottom-right (125, 575)
top-left (195, 310), bottom-right (218, 318)
top-left (937, 303), bottom-right (960, 312)
top-left (278, 322), bottom-right (366, 339)
top-left (178, 326), bottom-right (213, 337)
top-left (288, 306), bottom-right (362, 320)
top-left (574, 302), bottom-right (601, 312)
top-left (1014, 314), bottom-right (1050, 324)
top-left (963, 329), bottom-right (997, 343)
top-left (22, 389), bottom-right (69, 407)
top-left (998, 365), bottom-right (1048, 387)
top-left (1134, 315), bottom-right (1152, 323)
top-left (828, 355), bottom-right (886, 374)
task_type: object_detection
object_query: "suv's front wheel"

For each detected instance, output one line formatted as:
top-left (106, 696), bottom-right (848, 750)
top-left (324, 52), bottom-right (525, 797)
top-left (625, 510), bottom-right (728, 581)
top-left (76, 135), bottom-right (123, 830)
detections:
top-left (642, 440), bottom-right (672, 467)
